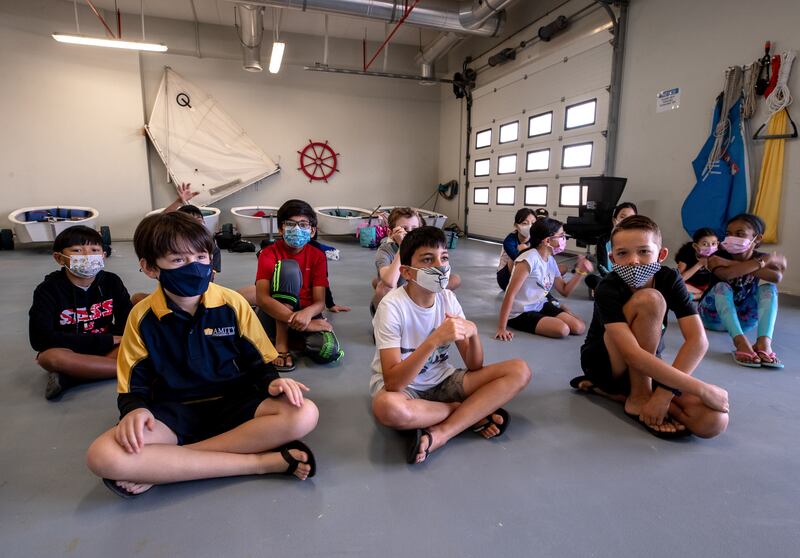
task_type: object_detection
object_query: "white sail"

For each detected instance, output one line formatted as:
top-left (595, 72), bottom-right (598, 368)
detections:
top-left (145, 67), bottom-right (279, 206)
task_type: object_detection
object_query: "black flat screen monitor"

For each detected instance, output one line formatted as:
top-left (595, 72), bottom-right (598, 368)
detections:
top-left (581, 176), bottom-right (627, 207)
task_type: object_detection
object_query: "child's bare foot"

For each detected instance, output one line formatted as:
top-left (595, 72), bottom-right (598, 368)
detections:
top-left (113, 480), bottom-right (153, 496)
top-left (470, 409), bottom-right (510, 439)
top-left (328, 305), bottom-right (351, 313)
top-left (732, 335), bottom-right (759, 365)
top-left (282, 448), bottom-right (312, 480)
top-left (624, 397), bottom-right (685, 433)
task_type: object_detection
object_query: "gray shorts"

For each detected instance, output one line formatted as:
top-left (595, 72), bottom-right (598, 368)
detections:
top-left (370, 369), bottom-right (467, 403)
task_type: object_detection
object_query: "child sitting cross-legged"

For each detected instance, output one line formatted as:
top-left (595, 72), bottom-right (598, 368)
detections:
top-left (370, 226), bottom-right (531, 465)
top-left (700, 213), bottom-right (786, 368)
top-left (29, 225), bottom-right (132, 400)
top-left (86, 212), bottom-right (318, 498)
top-left (571, 215), bottom-right (729, 439)
top-left (255, 199), bottom-right (344, 372)
top-left (495, 217), bottom-right (592, 340)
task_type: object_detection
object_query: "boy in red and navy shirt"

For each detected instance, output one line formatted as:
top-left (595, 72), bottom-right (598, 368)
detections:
top-left (255, 199), bottom-right (343, 372)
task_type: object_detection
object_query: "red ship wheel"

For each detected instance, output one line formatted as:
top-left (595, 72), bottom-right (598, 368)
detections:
top-left (297, 140), bottom-right (340, 183)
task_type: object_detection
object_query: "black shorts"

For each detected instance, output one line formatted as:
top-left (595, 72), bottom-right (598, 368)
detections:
top-left (146, 386), bottom-right (268, 445)
top-left (580, 341), bottom-right (631, 395)
top-left (580, 334), bottom-right (668, 396)
top-left (507, 301), bottom-right (564, 334)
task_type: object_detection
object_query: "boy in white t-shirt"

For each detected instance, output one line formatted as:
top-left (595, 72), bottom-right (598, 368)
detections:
top-left (370, 226), bottom-right (532, 464)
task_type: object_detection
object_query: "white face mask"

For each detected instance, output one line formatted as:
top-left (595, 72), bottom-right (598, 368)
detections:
top-left (408, 265), bottom-right (451, 293)
top-left (516, 223), bottom-right (532, 238)
top-left (62, 254), bottom-right (104, 278)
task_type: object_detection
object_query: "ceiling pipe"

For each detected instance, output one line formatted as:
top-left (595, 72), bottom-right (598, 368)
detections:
top-left (415, 0), bottom-right (517, 82)
top-left (235, 4), bottom-right (265, 71)
top-left (229, 0), bottom-right (507, 37)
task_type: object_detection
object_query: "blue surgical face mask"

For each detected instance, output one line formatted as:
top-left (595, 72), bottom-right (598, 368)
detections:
top-left (284, 227), bottom-right (311, 249)
top-left (158, 261), bottom-right (213, 297)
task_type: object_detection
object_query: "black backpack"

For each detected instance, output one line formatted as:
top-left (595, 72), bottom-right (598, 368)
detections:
top-left (214, 223), bottom-right (241, 249)
top-left (228, 239), bottom-right (256, 253)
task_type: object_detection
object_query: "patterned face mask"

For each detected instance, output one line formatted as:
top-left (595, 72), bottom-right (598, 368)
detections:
top-left (63, 254), bottom-right (104, 278)
top-left (614, 261), bottom-right (661, 289)
top-left (408, 265), bottom-right (451, 293)
top-left (550, 236), bottom-right (567, 255)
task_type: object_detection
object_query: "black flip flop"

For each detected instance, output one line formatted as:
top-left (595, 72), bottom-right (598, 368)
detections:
top-left (623, 412), bottom-right (692, 440)
top-left (102, 478), bottom-right (149, 499)
top-left (569, 375), bottom-right (605, 396)
top-left (274, 352), bottom-right (296, 373)
top-left (407, 428), bottom-right (432, 465)
top-left (279, 440), bottom-right (316, 478)
top-left (471, 408), bottom-right (510, 437)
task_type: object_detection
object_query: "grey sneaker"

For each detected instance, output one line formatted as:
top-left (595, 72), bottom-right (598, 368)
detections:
top-left (45, 372), bottom-right (65, 400)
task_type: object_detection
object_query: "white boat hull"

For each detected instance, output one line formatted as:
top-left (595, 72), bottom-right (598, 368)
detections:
top-left (231, 206), bottom-right (280, 237)
top-left (315, 206), bottom-right (374, 235)
top-left (9, 206), bottom-right (100, 243)
top-left (146, 207), bottom-right (220, 233)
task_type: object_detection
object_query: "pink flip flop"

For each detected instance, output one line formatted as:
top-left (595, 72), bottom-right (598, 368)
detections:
top-left (755, 350), bottom-right (784, 369)
top-left (731, 350), bottom-right (761, 368)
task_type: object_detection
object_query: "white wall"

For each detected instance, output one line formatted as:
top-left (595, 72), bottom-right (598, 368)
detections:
top-left (616, 0), bottom-right (800, 293)
top-left (0, 0), bottom-right (151, 238)
top-left (0, 0), bottom-right (441, 239)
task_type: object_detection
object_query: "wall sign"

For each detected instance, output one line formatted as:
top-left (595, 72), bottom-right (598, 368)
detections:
top-left (657, 87), bottom-right (681, 112)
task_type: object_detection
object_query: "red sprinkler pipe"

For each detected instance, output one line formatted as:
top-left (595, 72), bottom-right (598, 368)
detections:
top-left (363, 0), bottom-right (421, 71)
top-left (85, 0), bottom-right (117, 38)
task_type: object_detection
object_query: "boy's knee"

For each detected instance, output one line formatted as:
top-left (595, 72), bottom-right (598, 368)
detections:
top-left (86, 435), bottom-right (123, 478)
top-left (372, 396), bottom-right (413, 428)
top-left (284, 398), bottom-right (319, 438)
top-left (37, 349), bottom-right (69, 372)
top-left (570, 320), bottom-right (586, 336)
top-left (629, 288), bottom-right (666, 313)
top-left (508, 358), bottom-right (532, 389)
top-left (306, 331), bottom-right (343, 364)
top-left (552, 322), bottom-right (570, 338)
top-left (693, 411), bottom-right (729, 439)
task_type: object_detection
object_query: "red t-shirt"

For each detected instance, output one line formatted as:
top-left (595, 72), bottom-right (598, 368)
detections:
top-left (256, 240), bottom-right (329, 309)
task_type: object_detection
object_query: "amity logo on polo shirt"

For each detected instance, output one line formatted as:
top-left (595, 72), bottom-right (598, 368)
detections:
top-left (204, 326), bottom-right (236, 337)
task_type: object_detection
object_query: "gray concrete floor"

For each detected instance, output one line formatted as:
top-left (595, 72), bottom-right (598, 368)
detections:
top-left (1, 237), bottom-right (798, 558)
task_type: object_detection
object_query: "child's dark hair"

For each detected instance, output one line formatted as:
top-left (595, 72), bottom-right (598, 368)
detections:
top-left (53, 225), bottom-right (103, 253)
top-left (277, 199), bottom-right (317, 228)
top-left (514, 208), bottom-right (535, 224)
top-left (612, 202), bottom-right (638, 220)
top-left (177, 204), bottom-right (204, 220)
top-left (399, 226), bottom-right (446, 266)
top-left (692, 227), bottom-right (718, 243)
top-left (529, 217), bottom-right (563, 248)
top-left (134, 212), bottom-right (214, 267)
top-left (727, 213), bottom-right (765, 236)
top-left (611, 215), bottom-right (662, 244)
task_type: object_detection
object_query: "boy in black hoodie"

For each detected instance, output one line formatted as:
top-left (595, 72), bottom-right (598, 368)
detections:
top-left (29, 226), bottom-right (132, 400)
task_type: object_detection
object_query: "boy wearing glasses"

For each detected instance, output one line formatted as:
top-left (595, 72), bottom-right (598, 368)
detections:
top-left (255, 199), bottom-right (344, 372)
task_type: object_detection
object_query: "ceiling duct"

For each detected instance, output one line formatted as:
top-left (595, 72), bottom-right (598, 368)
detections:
top-left (233, 0), bottom-right (509, 37)
top-left (235, 4), bottom-right (266, 71)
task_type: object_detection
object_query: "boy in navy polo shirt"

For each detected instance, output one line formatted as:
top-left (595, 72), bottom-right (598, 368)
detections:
top-left (255, 199), bottom-right (344, 372)
top-left (86, 212), bottom-right (318, 498)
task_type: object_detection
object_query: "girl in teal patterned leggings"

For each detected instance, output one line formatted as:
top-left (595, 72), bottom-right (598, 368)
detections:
top-left (700, 214), bottom-right (786, 368)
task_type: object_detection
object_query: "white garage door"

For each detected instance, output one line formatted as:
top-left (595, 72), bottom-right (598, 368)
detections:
top-left (467, 9), bottom-right (613, 251)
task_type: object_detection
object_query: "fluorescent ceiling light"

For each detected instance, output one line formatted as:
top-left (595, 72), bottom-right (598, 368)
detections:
top-left (269, 42), bottom-right (285, 74)
top-left (52, 33), bottom-right (167, 52)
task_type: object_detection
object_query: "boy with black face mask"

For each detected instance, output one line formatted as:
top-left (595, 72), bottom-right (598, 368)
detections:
top-left (370, 226), bottom-right (531, 465)
top-left (29, 226), bottom-right (132, 400)
top-left (86, 212), bottom-right (319, 498)
top-left (571, 215), bottom-right (730, 440)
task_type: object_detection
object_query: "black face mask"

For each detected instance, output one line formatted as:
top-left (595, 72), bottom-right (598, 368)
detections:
top-left (158, 262), bottom-right (212, 297)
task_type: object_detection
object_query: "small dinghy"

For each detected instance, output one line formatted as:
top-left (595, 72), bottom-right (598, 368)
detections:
top-left (231, 206), bottom-right (280, 238)
top-left (146, 206), bottom-right (221, 232)
top-left (8, 206), bottom-right (102, 244)
top-left (315, 206), bottom-right (374, 235)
